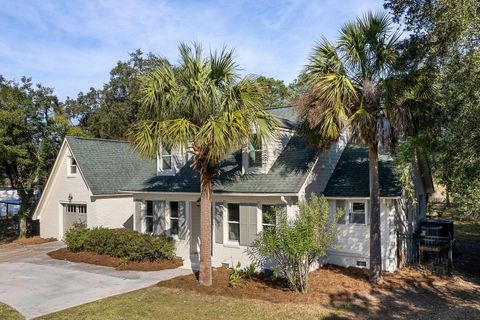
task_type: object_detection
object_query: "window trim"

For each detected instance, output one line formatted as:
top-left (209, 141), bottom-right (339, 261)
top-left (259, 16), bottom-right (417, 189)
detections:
top-left (261, 204), bottom-right (279, 232)
top-left (226, 203), bottom-right (240, 244)
top-left (349, 201), bottom-right (367, 225)
top-left (67, 156), bottom-right (78, 176)
top-left (159, 145), bottom-right (173, 172)
top-left (145, 201), bottom-right (154, 234)
top-left (169, 201), bottom-right (180, 237)
top-left (64, 203), bottom-right (87, 214)
top-left (247, 136), bottom-right (263, 169)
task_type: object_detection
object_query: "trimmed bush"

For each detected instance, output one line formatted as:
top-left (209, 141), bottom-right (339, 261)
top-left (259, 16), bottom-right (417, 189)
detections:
top-left (65, 227), bottom-right (175, 261)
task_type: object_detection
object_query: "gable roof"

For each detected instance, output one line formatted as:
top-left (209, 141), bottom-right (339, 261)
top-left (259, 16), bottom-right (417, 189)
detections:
top-left (66, 136), bottom-right (155, 195)
top-left (265, 106), bottom-right (299, 129)
top-left (123, 135), bottom-right (316, 194)
top-left (323, 144), bottom-right (402, 197)
top-left (64, 108), bottom-right (403, 198)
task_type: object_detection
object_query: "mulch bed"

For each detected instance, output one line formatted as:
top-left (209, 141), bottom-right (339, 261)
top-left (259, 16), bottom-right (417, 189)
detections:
top-left (48, 248), bottom-right (183, 271)
top-left (1, 236), bottom-right (56, 247)
top-left (157, 264), bottom-right (474, 309)
top-left (14, 236), bottom-right (56, 245)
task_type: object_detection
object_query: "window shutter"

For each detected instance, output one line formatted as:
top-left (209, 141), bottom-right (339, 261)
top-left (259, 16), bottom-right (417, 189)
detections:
top-left (154, 200), bottom-right (166, 235)
top-left (335, 200), bottom-right (346, 224)
top-left (178, 201), bottom-right (187, 240)
top-left (214, 202), bottom-right (224, 244)
top-left (248, 206), bottom-right (258, 245)
top-left (134, 201), bottom-right (142, 232)
top-left (240, 204), bottom-right (258, 246)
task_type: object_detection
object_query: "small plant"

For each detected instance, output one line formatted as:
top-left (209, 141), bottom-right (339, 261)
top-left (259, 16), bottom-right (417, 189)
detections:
top-left (119, 257), bottom-right (129, 270)
top-left (242, 262), bottom-right (257, 280)
top-left (228, 261), bottom-right (242, 288)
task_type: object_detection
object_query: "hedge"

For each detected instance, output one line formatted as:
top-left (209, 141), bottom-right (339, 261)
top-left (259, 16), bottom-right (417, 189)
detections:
top-left (65, 227), bottom-right (176, 261)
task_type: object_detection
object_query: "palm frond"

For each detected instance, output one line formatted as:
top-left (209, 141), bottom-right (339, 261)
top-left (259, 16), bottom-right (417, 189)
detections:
top-left (210, 45), bottom-right (239, 86)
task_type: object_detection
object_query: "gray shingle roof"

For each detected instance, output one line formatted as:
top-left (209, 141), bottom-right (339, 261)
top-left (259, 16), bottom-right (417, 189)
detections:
top-left (123, 135), bottom-right (316, 194)
top-left (66, 137), bottom-right (156, 195)
top-left (323, 144), bottom-right (402, 197)
top-left (265, 106), bottom-right (299, 129)
top-left (66, 109), bottom-right (402, 197)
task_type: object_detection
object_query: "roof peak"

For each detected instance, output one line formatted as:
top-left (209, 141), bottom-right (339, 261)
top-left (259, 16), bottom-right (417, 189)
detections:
top-left (66, 136), bottom-right (129, 144)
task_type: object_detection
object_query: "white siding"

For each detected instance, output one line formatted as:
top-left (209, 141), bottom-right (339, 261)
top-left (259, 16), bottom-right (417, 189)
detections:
top-left (132, 193), bottom-right (298, 270)
top-left (326, 198), bottom-right (398, 272)
top-left (94, 196), bottom-right (135, 229)
top-left (38, 144), bottom-right (95, 239)
top-left (156, 146), bottom-right (188, 176)
top-left (301, 131), bottom-right (349, 197)
top-left (243, 129), bottom-right (294, 174)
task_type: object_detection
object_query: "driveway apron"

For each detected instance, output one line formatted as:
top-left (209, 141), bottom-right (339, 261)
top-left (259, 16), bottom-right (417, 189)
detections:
top-left (0, 241), bottom-right (191, 319)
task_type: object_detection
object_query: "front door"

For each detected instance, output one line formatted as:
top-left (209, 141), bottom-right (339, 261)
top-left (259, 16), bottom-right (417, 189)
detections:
top-left (190, 202), bottom-right (201, 254)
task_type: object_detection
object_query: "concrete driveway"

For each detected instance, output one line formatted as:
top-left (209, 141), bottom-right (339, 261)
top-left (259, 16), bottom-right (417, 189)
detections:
top-left (0, 241), bottom-right (191, 319)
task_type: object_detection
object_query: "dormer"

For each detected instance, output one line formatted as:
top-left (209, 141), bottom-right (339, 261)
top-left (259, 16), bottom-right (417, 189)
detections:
top-left (242, 128), bottom-right (294, 174)
top-left (157, 145), bottom-right (187, 176)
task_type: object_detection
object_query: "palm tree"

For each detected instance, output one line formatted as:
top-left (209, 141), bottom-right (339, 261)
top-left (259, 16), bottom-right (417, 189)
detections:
top-left (297, 12), bottom-right (401, 283)
top-left (131, 43), bottom-right (278, 286)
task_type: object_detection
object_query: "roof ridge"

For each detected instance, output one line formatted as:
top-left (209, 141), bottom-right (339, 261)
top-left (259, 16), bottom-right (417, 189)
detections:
top-left (66, 136), bottom-right (130, 144)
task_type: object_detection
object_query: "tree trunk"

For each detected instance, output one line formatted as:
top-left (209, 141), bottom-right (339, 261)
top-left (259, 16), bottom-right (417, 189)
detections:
top-left (17, 191), bottom-right (32, 239)
top-left (19, 215), bottom-right (28, 238)
top-left (368, 143), bottom-right (382, 283)
top-left (198, 170), bottom-right (213, 286)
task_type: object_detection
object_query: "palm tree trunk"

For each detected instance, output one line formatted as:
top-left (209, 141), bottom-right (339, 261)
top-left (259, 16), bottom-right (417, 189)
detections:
top-left (368, 143), bottom-right (382, 283)
top-left (198, 169), bottom-right (213, 286)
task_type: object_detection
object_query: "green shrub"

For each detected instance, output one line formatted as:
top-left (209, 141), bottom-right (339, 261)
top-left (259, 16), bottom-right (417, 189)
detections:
top-left (249, 194), bottom-right (339, 293)
top-left (64, 228), bottom-right (90, 252)
top-left (64, 227), bottom-right (176, 261)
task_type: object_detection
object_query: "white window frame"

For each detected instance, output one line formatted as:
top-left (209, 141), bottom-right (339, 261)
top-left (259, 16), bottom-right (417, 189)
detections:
top-left (261, 204), bottom-right (280, 232)
top-left (67, 156), bottom-right (78, 176)
top-left (348, 201), bottom-right (367, 225)
top-left (145, 201), bottom-right (154, 234)
top-left (247, 136), bottom-right (263, 169)
top-left (226, 203), bottom-right (240, 244)
top-left (169, 201), bottom-right (180, 237)
top-left (64, 204), bottom-right (87, 214)
top-left (159, 145), bottom-right (173, 172)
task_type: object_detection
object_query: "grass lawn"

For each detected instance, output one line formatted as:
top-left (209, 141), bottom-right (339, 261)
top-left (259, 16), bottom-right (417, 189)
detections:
top-left (0, 302), bottom-right (23, 320)
top-left (454, 221), bottom-right (480, 242)
top-left (36, 286), bottom-right (349, 320)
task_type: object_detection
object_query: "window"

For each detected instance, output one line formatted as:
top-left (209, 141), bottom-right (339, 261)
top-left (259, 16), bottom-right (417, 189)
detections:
top-left (160, 146), bottom-right (172, 171)
top-left (248, 136), bottom-right (262, 168)
top-left (349, 202), bottom-right (366, 224)
top-left (145, 201), bottom-right (154, 233)
top-left (261, 205), bottom-right (278, 232)
top-left (227, 203), bottom-right (240, 242)
top-left (68, 157), bottom-right (77, 175)
top-left (170, 201), bottom-right (179, 236)
top-left (65, 204), bottom-right (87, 214)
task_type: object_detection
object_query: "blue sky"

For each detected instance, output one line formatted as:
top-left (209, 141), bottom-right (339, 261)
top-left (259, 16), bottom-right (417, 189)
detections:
top-left (0, 0), bottom-right (383, 100)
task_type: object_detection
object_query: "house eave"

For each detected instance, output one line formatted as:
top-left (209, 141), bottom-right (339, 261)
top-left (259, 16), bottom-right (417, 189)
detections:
top-left (120, 190), bottom-right (300, 197)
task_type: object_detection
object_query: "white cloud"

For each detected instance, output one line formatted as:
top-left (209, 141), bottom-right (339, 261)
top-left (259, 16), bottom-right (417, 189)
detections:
top-left (0, 0), bottom-right (383, 100)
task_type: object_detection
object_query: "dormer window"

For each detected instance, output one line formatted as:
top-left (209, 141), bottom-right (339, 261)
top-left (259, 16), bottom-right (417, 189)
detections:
top-left (160, 146), bottom-right (172, 171)
top-left (248, 136), bottom-right (262, 168)
top-left (68, 157), bottom-right (77, 176)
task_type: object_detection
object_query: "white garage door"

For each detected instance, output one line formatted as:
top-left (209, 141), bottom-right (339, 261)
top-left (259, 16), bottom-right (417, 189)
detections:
top-left (63, 203), bottom-right (87, 233)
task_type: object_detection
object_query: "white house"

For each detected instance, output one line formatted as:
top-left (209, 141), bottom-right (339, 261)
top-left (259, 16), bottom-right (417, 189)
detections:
top-left (33, 107), bottom-right (433, 272)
